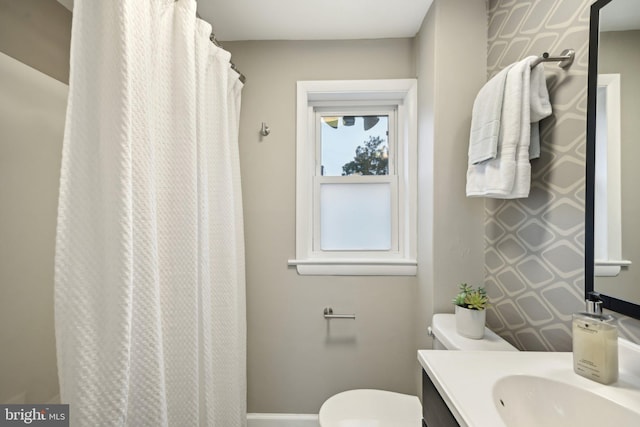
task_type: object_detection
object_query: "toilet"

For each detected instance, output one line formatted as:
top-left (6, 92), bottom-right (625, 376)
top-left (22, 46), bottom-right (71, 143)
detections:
top-left (429, 313), bottom-right (518, 351)
top-left (318, 313), bottom-right (518, 427)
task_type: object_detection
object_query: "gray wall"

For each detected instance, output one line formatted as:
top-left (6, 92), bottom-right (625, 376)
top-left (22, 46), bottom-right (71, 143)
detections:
top-left (228, 0), bottom-right (489, 413)
top-left (484, 0), bottom-right (640, 349)
top-left (0, 0), bottom-right (71, 83)
top-left (5, 0), bottom-right (640, 413)
top-left (0, 0), bottom-right (70, 403)
top-left (414, 0), bottom-right (487, 355)
top-left (224, 39), bottom-right (419, 414)
top-left (595, 30), bottom-right (640, 306)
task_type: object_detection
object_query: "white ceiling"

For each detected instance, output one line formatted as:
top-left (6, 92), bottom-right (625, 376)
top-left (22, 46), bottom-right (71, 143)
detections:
top-left (197, 0), bottom-right (433, 41)
top-left (58, 0), bottom-right (433, 41)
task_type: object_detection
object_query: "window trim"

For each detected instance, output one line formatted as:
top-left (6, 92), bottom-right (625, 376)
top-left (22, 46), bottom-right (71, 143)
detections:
top-left (288, 79), bottom-right (418, 276)
top-left (594, 73), bottom-right (631, 276)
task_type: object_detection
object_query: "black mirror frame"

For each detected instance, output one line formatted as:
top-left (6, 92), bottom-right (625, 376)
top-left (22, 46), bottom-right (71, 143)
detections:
top-left (585, 0), bottom-right (640, 319)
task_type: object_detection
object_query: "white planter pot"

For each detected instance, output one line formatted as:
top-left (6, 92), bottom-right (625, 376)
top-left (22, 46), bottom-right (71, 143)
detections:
top-left (455, 305), bottom-right (486, 339)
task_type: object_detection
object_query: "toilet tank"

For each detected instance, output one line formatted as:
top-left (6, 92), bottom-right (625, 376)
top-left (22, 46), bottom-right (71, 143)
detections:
top-left (429, 313), bottom-right (518, 351)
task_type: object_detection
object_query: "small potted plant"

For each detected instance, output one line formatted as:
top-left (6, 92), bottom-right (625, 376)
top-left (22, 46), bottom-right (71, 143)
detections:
top-left (452, 283), bottom-right (488, 339)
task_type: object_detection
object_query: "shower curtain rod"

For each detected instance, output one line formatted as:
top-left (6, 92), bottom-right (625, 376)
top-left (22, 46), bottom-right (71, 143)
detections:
top-left (195, 10), bottom-right (246, 84)
top-left (208, 33), bottom-right (246, 84)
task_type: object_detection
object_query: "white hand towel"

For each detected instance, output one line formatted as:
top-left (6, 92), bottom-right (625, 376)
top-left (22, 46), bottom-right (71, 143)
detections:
top-left (530, 123), bottom-right (541, 160)
top-left (528, 60), bottom-right (552, 160)
top-left (467, 64), bottom-right (514, 164)
top-left (507, 57), bottom-right (552, 198)
top-left (505, 57), bottom-right (534, 198)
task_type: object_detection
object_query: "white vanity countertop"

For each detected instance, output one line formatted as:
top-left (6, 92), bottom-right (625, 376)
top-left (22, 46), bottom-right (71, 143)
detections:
top-left (418, 341), bottom-right (640, 427)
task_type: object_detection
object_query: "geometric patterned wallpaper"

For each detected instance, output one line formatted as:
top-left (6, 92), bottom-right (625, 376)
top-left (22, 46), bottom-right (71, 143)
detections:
top-left (484, 0), bottom-right (640, 350)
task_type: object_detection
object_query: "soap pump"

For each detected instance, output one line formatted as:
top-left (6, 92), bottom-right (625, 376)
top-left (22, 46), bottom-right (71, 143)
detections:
top-left (572, 293), bottom-right (618, 384)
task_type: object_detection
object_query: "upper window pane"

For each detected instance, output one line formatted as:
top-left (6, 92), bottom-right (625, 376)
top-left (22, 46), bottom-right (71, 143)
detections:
top-left (320, 115), bottom-right (389, 176)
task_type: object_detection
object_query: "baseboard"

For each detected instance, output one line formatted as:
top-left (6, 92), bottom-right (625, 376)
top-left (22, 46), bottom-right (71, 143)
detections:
top-left (247, 413), bottom-right (319, 427)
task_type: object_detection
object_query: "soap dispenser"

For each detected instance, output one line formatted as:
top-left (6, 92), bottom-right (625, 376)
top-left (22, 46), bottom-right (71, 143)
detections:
top-left (572, 294), bottom-right (618, 384)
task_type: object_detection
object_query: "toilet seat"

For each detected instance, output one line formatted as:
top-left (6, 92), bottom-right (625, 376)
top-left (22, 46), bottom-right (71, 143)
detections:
top-left (319, 389), bottom-right (421, 427)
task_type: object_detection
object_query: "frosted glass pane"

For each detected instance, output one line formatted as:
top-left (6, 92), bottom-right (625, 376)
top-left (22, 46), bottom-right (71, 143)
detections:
top-left (320, 183), bottom-right (391, 250)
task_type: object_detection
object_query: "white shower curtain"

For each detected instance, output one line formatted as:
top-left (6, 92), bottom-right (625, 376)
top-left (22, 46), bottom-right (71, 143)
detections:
top-left (54, 1), bottom-right (245, 426)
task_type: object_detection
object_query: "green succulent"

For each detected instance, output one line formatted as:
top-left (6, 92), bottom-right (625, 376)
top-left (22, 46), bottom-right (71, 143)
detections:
top-left (452, 283), bottom-right (488, 310)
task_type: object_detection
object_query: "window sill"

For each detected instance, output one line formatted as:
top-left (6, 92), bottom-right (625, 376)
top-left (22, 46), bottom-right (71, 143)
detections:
top-left (287, 258), bottom-right (417, 276)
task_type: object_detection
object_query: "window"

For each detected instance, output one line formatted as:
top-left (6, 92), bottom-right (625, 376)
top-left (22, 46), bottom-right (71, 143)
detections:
top-left (289, 80), bottom-right (417, 275)
top-left (317, 110), bottom-right (394, 251)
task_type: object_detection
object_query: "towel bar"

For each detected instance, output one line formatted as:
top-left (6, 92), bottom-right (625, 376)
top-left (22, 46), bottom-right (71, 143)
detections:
top-left (530, 49), bottom-right (575, 69)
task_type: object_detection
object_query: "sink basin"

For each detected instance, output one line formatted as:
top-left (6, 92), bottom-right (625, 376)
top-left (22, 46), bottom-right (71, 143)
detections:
top-left (493, 375), bottom-right (640, 427)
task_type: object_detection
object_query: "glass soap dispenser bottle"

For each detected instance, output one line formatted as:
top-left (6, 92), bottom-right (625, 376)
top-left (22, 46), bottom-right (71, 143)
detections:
top-left (572, 294), bottom-right (618, 384)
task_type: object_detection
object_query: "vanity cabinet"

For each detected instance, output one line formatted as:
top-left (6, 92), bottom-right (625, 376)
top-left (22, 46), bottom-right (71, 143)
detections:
top-left (422, 369), bottom-right (459, 427)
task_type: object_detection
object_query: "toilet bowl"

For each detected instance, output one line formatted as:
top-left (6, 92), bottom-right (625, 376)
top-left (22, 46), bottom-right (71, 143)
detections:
top-left (318, 313), bottom-right (517, 427)
top-left (319, 389), bottom-right (420, 427)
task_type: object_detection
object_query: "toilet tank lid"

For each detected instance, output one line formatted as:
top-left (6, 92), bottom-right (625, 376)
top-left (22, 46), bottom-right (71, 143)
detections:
top-left (431, 313), bottom-right (518, 351)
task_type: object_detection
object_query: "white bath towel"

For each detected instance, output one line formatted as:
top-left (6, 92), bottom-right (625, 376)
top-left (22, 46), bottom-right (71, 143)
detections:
top-left (466, 59), bottom-right (529, 197)
top-left (467, 64), bottom-right (514, 164)
top-left (466, 56), bottom-right (551, 198)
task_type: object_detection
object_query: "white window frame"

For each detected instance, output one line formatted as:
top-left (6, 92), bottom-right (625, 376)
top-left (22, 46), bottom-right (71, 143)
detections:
top-left (288, 79), bottom-right (417, 275)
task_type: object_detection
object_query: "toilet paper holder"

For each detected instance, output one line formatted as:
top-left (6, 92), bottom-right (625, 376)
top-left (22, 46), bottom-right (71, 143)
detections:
top-left (323, 307), bottom-right (356, 320)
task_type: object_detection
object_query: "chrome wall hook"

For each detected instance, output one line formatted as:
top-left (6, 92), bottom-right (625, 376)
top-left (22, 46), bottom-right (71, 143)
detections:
top-left (260, 122), bottom-right (271, 137)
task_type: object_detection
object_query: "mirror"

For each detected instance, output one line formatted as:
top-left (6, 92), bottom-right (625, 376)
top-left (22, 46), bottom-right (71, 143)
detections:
top-left (586, 0), bottom-right (640, 318)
